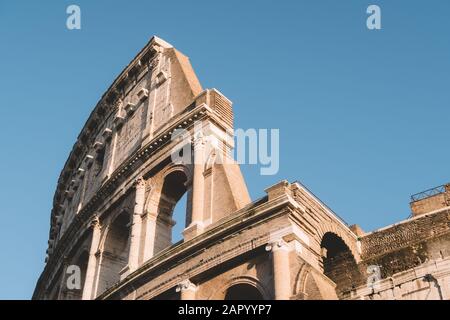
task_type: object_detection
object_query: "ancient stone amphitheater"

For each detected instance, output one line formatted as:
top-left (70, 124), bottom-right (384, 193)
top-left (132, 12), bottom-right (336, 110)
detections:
top-left (33, 37), bottom-right (450, 300)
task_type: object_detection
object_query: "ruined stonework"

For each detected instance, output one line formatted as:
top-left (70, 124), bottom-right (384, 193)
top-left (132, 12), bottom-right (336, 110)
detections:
top-left (33, 37), bottom-right (450, 300)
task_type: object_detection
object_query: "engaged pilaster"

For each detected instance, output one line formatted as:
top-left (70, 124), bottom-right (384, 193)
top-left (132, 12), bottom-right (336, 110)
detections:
top-left (128, 177), bottom-right (146, 272)
top-left (184, 134), bottom-right (206, 239)
top-left (142, 211), bottom-right (157, 262)
top-left (82, 216), bottom-right (102, 300)
top-left (266, 239), bottom-right (292, 300)
top-left (176, 280), bottom-right (197, 300)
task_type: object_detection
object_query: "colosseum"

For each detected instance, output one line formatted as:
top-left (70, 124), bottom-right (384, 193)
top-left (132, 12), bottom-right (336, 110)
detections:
top-left (33, 36), bottom-right (450, 300)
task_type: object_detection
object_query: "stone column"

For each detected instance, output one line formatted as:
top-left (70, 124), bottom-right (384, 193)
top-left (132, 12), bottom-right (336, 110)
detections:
top-left (82, 217), bottom-right (101, 300)
top-left (176, 280), bottom-right (197, 300)
top-left (142, 54), bottom-right (161, 145)
top-left (186, 134), bottom-right (205, 236)
top-left (142, 212), bottom-right (157, 262)
top-left (266, 239), bottom-right (292, 300)
top-left (106, 98), bottom-right (127, 178)
top-left (128, 178), bottom-right (146, 272)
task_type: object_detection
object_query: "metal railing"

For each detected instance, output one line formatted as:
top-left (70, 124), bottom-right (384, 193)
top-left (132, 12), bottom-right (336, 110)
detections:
top-left (410, 184), bottom-right (447, 202)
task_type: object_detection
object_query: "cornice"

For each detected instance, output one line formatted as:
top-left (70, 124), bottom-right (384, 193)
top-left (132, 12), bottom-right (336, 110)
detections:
top-left (48, 37), bottom-right (168, 242)
top-left (34, 102), bottom-right (231, 298)
top-left (97, 195), bottom-right (296, 299)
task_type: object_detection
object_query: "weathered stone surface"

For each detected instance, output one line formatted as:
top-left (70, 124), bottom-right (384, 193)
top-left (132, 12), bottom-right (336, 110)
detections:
top-left (33, 37), bottom-right (450, 301)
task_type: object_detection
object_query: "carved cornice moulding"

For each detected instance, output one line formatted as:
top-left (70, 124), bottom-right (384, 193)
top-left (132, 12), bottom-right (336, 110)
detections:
top-left (35, 102), bottom-right (233, 297)
top-left (48, 37), bottom-right (168, 238)
top-left (98, 195), bottom-right (296, 300)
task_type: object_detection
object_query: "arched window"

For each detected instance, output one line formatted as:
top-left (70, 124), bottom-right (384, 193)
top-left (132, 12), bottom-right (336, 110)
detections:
top-left (97, 211), bottom-right (131, 295)
top-left (172, 192), bottom-right (188, 243)
top-left (154, 170), bottom-right (188, 253)
top-left (224, 284), bottom-right (264, 300)
top-left (320, 232), bottom-right (362, 297)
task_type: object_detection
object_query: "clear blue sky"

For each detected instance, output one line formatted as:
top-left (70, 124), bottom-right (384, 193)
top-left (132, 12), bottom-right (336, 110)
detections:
top-left (0, 0), bottom-right (449, 299)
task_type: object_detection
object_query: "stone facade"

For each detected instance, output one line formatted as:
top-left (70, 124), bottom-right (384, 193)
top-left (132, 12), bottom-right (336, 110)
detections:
top-left (33, 37), bottom-right (450, 300)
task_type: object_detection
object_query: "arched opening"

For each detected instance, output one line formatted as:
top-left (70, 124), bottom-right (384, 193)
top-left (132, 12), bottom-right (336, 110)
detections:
top-left (154, 170), bottom-right (188, 253)
top-left (97, 211), bottom-right (131, 295)
top-left (320, 232), bottom-right (362, 297)
top-left (172, 192), bottom-right (187, 243)
top-left (224, 283), bottom-right (264, 300)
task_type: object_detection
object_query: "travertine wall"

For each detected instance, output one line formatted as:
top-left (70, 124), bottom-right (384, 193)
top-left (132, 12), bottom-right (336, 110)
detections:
top-left (410, 184), bottom-right (450, 217)
top-left (361, 209), bottom-right (450, 276)
top-left (350, 257), bottom-right (450, 300)
top-left (34, 37), bottom-right (252, 300)
top-left (34, 37), bottom-right (450, 301)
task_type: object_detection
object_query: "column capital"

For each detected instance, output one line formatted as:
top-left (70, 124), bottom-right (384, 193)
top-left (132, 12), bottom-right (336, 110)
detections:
top-left (89, 215), bottom-right (101, 230)
top-left (192, 132), bottom-right (206, 149)
top-left (176, 279), bottom-right (197, 293)
top-left (265, 239), bottom-right (291, 252)
top-left (134, 176), bottom-right (147, 189)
